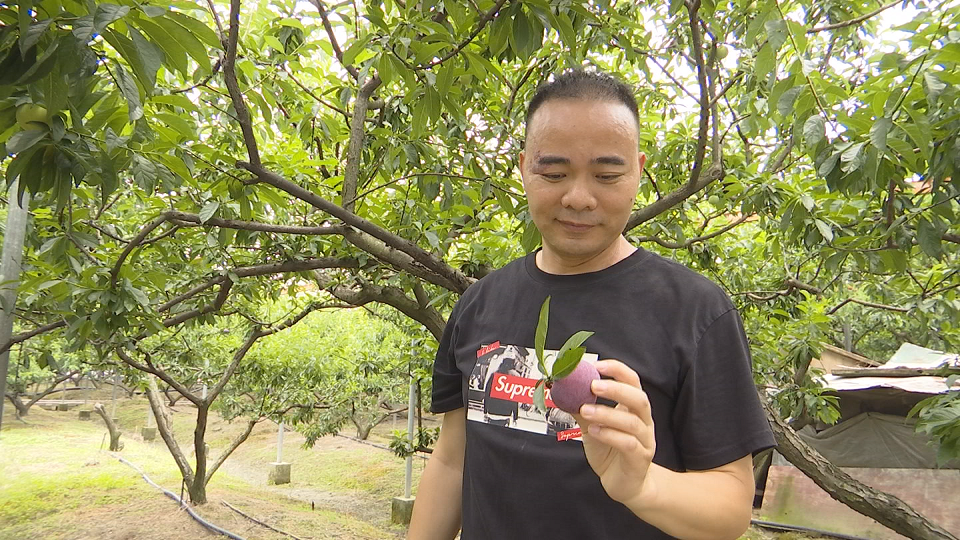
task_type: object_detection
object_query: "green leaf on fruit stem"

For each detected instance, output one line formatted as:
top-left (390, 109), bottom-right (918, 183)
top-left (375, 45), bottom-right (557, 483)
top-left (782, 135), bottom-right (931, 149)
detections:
top-left (557, 330), bottom-right (593, 360)
top-left (535, 296), bottom-right (549, 372)
top-left (533, 380), bottom-right (546, 414)
top-left (552, 346), bottom-right (586, 380)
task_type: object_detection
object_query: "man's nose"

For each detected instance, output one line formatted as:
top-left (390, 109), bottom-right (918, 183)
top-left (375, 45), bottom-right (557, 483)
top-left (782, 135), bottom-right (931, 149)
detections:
top-left (560, 176), bottom-right (597, 211)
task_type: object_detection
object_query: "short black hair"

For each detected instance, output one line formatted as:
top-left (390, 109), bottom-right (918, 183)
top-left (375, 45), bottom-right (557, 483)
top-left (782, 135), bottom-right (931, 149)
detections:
top-left (525, 70), bottom-right (639, 136)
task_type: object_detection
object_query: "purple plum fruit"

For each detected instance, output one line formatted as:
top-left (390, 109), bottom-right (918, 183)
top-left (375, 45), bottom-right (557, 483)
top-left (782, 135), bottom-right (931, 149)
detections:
top-left (549, 361), bottom-right (600, 414)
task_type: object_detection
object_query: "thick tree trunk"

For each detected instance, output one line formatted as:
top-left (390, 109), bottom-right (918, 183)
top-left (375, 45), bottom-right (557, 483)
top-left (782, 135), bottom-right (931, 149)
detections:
top-left (192, 405), bottom-right (210, 504)
top-left (764, 402), bottom-right (957, 540)
top-left (93, 403), bottom-right (122, 451)
top-left (5, 393), bottom-right (29, 418)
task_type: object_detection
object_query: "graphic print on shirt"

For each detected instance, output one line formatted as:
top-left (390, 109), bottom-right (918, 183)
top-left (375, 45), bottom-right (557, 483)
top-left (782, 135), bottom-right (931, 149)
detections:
top-left (467, 342), bottom-right (598, 441)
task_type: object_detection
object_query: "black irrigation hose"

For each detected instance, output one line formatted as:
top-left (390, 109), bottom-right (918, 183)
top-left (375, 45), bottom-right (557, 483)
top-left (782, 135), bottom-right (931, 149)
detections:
top-left (112, 454), bottom-right (247, 540)
top-left (751, 518), bottom-right (873, 540)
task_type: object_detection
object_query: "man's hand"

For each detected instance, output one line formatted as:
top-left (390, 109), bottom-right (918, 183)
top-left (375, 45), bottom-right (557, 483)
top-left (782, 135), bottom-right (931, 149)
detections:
top-left (573, 359), bottom-right (658, 508)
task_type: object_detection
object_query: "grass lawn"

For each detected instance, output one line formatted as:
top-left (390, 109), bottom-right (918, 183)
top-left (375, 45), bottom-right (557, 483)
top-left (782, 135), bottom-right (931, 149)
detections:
top-left (1, 394), bottom-right (418, 539)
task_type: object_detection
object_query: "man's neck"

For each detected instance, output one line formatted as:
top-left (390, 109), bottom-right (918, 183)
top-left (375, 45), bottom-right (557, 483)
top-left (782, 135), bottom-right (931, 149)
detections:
top-left (536, 237), bottom-right (637, 275)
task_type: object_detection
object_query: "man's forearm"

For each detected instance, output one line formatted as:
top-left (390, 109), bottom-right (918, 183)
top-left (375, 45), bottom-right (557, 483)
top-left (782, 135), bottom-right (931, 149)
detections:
top-left (408, 409), bottom-right (466, 540)
top-left (624, 457), bottom-right (754, 540)
top-left (407, 454), bottom-right (463, 540)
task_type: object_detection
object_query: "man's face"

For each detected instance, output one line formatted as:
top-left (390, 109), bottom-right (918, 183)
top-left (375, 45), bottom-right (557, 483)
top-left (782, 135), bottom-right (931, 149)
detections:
top-left (520, 98), bottom-right (646, 273)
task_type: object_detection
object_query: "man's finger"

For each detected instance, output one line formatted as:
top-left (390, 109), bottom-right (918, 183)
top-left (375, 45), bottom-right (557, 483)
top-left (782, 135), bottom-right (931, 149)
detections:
top-left (595, 359), bottom-right (641, 387)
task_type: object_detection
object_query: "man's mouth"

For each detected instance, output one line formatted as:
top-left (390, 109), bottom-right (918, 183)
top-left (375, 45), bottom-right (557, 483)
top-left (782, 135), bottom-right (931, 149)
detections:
top-left (557, 219), bottom-right (595, 230)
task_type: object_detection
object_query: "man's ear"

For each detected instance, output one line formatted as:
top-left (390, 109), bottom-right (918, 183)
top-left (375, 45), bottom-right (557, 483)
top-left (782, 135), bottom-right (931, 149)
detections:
top-left (638, 153), bottom-right (647, 175)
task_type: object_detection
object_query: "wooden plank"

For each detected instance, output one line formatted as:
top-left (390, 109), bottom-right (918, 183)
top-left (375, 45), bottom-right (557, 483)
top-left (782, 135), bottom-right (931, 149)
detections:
top-left (831, 367), bottom-right (960, 378)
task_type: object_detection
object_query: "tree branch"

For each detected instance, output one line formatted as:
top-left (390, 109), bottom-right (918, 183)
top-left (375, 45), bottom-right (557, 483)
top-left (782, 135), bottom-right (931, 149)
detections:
top-left (238, 162), bottom-right (472, 293)
top-left (827, 298), bottom-right (910, 315)
top-left (23, 369), bottom-right (80, 409)
top-left (222, 0), bottom-right (261, 167)
top-left (632, 214), bottom-right (750, 249)
top-left (624, 4), bottom-right (721, 232)
top-left (342, 75), bottom-right (382, 213)
top-left (110, 216), bottom-right (167, 288)
top-left (206, 328), bottom-right (260, 403)
top-left (315, 271), bottom-right (446, 340)
top-left (418, 0), bottom-right (511, 69)
top-left (116, 348), bottom-right (201, 406)
top-left (762, 398), bottom-right (957, 539)
top-left (205, 419), bottom-right (258, 483)
top-left (163, 211), bottom-right (347, 236)
top-left (807, 1), bottom-right (901, 33)
top-left (145, 374), bottom-right (196, 485)
top-left (312, 0), bottom-right (359, 80)
top-left (0, 320), bottom-right (67, 354)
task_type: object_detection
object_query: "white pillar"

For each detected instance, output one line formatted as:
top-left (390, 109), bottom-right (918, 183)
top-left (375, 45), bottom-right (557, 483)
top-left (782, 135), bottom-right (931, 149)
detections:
top-left (404, 377), bottom-right (416, 498)
top-left (276, 421), bottom-right (284, 463)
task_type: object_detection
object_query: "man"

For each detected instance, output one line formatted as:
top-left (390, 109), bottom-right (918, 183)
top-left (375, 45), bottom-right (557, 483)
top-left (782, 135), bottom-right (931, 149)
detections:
top-left (408, 70), bottom-right (775, 540)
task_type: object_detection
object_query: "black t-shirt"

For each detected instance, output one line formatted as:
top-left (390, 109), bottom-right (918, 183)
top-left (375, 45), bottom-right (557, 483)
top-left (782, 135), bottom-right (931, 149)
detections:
top-left (432, 249), bottom-right (775, 539)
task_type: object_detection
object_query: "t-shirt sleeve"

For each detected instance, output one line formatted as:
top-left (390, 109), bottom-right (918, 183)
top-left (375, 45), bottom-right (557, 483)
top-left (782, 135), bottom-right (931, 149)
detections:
top-left (430, 300), bottom-right (465, 414)
top-left (672, 308), bottom-right (776, 470)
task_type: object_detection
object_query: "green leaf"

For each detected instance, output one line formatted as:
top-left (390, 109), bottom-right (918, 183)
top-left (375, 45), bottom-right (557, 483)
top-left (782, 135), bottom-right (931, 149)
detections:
top-left (870, 117), bottom-right (892, 151)
top-left (840, 142), bottom-right (866, 173)
top-left (128, 26), bottom-right (163, 93)
top-left (803, 115), bottom-right (825, 147)
top-left (114, 63), bottom-right (143, 122)
top-left (551, 346), bottom-right (586, 380)
top-left (817, 152), bottom-right (840, 177)
top-left (6, 129), bottom-right (47, 154)
top-left (814, 219), bottom-right (833, 242)
top-left (94, 4), bottom-right (130, 33)
top-left (199, 201), bottom-right (220, 223)
top-left (21, 19), bottom-right (55, 55)
top-left (557, 330), bottom-right (594, 359)
top-left (534, 380), bottom-right (546, 413)
top-left (521, 222), bottom-right (541, 253)
top-left (777, 86), bottom-right (803, 117)
top-left (156, 15), bottom-right (212, 71)
top-left (135, 17), bottom-right (188, 75)
top-left (72, 15), bottom-right (96, 42)
top-left (535, 296), bottom-right (550, 368)
top-left (165, 11), bottom-right (221, 50)
top-left (923, 71), bottom-right (946, 102)
top-left (916, 217), bottom-right (943, 260)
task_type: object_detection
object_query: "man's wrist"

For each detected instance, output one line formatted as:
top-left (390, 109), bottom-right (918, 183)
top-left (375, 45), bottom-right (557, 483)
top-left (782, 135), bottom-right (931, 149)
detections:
top-left (618, 463), bottom-right (664, 516)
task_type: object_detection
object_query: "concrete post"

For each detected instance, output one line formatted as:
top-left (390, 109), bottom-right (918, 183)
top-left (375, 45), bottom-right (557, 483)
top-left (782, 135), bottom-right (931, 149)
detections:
top-left (141, 402), bottom-right (156, 441)
top-left (268, 421), bottom-right (290, 485)
top-left (391, 376), bottom-right (417, 524)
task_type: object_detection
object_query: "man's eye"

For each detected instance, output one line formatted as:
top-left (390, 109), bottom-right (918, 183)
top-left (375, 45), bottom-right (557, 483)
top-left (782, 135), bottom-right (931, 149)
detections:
top-left (541, 173), bottom-right (564, 180)
top-left (598, 174), bottom-right (622, 181)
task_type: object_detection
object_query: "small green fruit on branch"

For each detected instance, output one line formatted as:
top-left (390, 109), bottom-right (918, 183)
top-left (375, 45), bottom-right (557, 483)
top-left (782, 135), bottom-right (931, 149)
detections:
top-left (533, 296), bottom-right (597, 414)
top-left (16, 103), bottom-right (49, 130)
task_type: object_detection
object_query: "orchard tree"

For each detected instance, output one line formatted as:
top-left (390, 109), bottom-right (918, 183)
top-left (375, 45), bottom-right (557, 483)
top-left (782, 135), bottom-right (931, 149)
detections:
top-left (1, 0), bottom-right (959, 535)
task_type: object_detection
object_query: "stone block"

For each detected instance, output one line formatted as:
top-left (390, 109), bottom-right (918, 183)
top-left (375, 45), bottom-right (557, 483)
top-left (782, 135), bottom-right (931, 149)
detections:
top-left (268, 462), bottom-right (291, 485)
top-left (78, 410), bottom-right (92, 420)
top-left (141, 426), bottom-right (157, 441)
top-left (391, 497), bottom-right (415, 525)
top-left (56, 403), bottom-right (69, 411)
